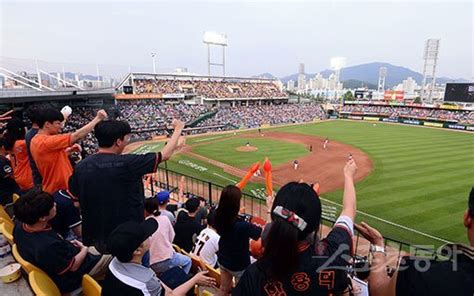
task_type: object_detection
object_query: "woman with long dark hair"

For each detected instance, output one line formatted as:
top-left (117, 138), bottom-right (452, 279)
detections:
top-left (215, 185), bottom-right (263, 295)
top-left (234, 159), bottom-right (358, 295)
top-left (4, 117), bottom-right (33, 191)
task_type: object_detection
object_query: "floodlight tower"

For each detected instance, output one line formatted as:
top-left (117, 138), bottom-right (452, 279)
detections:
top-left (378, 67), bottom-right (387, 100)
top-left (421, 39), bottom-right (440, 103)
top-left (203, 31), bottom-right (228, 76)
top-left (150, 52), bottom-right (157, 74)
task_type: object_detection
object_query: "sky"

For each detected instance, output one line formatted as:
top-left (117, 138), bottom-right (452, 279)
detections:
top-left (0, 0), bottom-right (473, 79)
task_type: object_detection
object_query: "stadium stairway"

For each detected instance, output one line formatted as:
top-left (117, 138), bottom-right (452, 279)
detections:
top-left (186, 110), bottom-right (218, 128)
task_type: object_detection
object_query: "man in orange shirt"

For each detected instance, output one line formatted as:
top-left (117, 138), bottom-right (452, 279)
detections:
top-left (30, 107), bottom-right (107, 193)
top-left (4, 118), bottom-right (34, 191)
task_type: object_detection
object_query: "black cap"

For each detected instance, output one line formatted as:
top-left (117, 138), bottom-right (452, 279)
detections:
top-left (107, 219), bottom-right (158, 262)
top-left (6, 117), bottom-right (24, 131)
top-left (272, 182), bottom-right (321, 237)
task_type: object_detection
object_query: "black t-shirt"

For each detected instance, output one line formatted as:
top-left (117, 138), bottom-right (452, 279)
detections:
top-left (103, 272), bottom-right (147, 296)
top-left (396, 247), bottom-right (474, 296)
top-left (0, 155), bottom-right (19, 205)
top-left (69, 152), bottom-right (161, 251)
top-left (173, 211), bottom-right (204, 252)
top-left (218, 219), bottom-right (262, 271)
top-left (13, 222), bottom-right (100, 293)
top-left (50, 190), bottom-right (82, 238)
top-left (233, 226), bottom-right (353, 296)
top-left (194, 207), bottom-right (208, 226)
top-left (25, 128), bottom-right (42, 187)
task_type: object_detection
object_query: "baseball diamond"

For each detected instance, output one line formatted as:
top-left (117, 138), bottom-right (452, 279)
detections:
top-left (127, 120), bottom-right (474, 247)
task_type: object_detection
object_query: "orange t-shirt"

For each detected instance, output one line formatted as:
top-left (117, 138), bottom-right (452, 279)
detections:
top-left (30, 133), bottom-right (73, 194)
top-left (11, 140), bottom-right (34, 190)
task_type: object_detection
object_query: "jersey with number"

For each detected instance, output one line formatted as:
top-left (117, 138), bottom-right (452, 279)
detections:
top-left (234, 217), bottom-right (354, 295)
top-left (191, 227), bottom-right (220, 267)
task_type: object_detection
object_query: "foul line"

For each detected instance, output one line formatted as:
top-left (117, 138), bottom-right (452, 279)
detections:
top-left (194, 136), bottom-right (226, 143)
top-left (320, 197), bottom-right (452, 244)
top-left (212, 173), bottom-right (238, 183)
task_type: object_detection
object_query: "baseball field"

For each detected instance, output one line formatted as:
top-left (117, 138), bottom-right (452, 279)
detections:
top-left (129, 120), bottom-right (474, 248)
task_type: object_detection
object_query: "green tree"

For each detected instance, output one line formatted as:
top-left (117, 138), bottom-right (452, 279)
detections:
top-left (343, 91), bottom-right (354, 101)
top-left (413, 96), bottom-right (422, 104)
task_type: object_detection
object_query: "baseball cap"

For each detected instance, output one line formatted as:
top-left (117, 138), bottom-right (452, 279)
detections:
top-left (272, 182), bottom-right (321, 237)
top-left (106, 219), bottom-right (158, 262)
top-left (156, 191), bottom-right (170, 205)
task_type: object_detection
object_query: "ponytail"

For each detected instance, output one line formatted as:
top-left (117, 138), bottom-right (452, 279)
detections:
top-left (144, 198), bottom-right (161, 217)
top-left (260, 218), bottom-right (299, 281)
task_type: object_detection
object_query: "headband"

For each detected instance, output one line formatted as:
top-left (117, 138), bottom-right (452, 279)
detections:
top-left (273, 206), bottom-right (308, 231)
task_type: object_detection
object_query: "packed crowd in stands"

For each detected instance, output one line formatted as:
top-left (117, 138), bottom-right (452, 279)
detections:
top-left (66, 101), bottom-right (326, 145)
top-left (119, 100), bottom-right (212, 131)
top-left (198, 103), bottom-right (327, 129)
top-left (62, 107), bottom-right (101, 156)
top-left (20, 101), bottom-right (474, 157)
top-left (0, 106), bottom-right (473, 296)
top-left (133, 79), bottom-right (287, 99)
top-left (341, 104), bottom-right (474, 125)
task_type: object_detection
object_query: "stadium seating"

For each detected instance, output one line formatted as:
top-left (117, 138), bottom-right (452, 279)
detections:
top-left (0, 205), bottom-right (13, 225)
top-left (172, 243), bottom-right (183, 254)
top-left (12, 244), bottom-right (43, 274)
top-left (82, 274), bottom-right (102, 296)
top-left (133, 79), bottom-right (287, 99)
top-left (190, 254), bottom-right (207, 274)
top-left (340, 104), bottom-right (474, 125)
top-left (12, 193), bottom-right (20, 204)
top-left (28, 270), bottom-right (61, 296)
top-left (0, 219), bottom-right (14, 245)
top-left (204, 263), bottom-right (221, 287)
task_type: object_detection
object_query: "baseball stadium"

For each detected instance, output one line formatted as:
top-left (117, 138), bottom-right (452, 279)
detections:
top-left (1, 2), bottom-right (474, 294)
top-left (126, 107), bottom-right (473, 248)
top-left (0, 68), bottom-right (473, 295)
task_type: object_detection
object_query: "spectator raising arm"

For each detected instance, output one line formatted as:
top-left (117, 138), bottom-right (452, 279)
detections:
top-left (70, 110), bottom-right (107, 144)
top-left (340, 159), bottom-right (358, 222)
top-left (161, 119), bottom-right (185, 161)
top-left (355, 222), bottom-right (396, 296)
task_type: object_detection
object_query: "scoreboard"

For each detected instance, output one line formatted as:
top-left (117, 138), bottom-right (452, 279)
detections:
top-left (444, 83), bottom-right (474, 103)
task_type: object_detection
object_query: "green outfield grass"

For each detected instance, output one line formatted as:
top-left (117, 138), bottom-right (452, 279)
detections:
top-left (131, 121), bottom-right (474, 247)
top-left (131, 141), bottom-right (269, 200)
top-left (192, 137), bottom-right (309, 168)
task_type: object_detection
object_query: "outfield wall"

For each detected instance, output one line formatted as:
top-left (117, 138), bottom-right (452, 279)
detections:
top-left (340, 114), bottom-right (474, 132)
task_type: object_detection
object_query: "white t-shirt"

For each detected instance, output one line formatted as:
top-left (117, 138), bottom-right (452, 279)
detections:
top-left (191, 227), bottom-right (220, 267)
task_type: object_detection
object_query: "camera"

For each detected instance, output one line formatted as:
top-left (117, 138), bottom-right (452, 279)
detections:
top-left (347, 255), bottom-right (371, 281)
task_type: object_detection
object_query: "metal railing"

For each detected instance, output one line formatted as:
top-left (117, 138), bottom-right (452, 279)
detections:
top-left (146, 165), bottom-right (443, 260)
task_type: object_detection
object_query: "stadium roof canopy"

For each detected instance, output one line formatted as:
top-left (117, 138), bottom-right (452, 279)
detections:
top-left (116, 72), bottom-right (278, 90)
top-left (0, 88), bottom-right (115, 104)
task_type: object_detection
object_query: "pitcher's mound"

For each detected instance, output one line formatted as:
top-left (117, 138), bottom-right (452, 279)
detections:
top-left (236, 146), bottom-right (258, 152)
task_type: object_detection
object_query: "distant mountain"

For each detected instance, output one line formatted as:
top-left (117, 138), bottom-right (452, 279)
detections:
top-left (342, 79), bottom-right (377, 90)
top-left (59, 72), bottom-right (101, 81)
top-left (252, 72), bottom-right (277, 79)
top-left (279, 62), bottom-right (468, 88)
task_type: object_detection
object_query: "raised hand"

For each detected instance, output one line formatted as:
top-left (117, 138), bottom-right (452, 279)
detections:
top-left (96, 109), bottom-right (108, 121)
top-left (344, 158), bottom-right (358, 180)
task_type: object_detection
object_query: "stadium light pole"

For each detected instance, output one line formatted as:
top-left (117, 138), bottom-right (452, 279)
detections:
top-left (151, 52), bottom-right (157, 74)
top-left (203, 32), bottom-right (228, 77)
